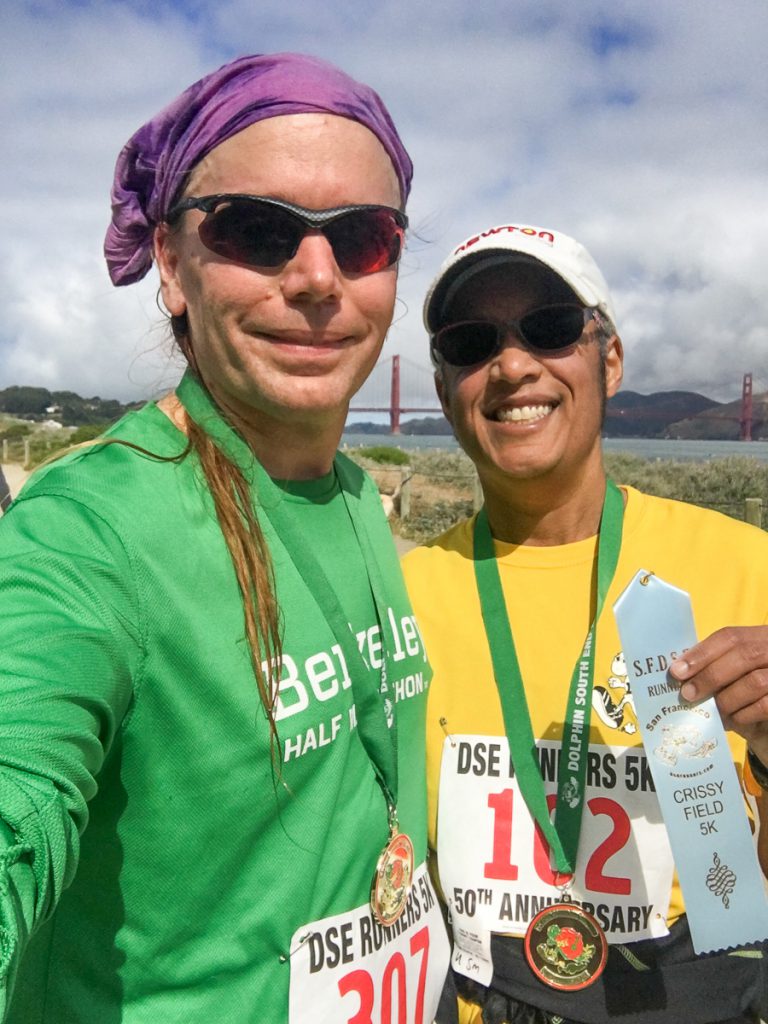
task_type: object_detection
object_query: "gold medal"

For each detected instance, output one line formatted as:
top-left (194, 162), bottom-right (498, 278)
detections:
top-left (370, 831), bottom-right (414, 926)
top-left (524, 903), bottom-right (608, 990)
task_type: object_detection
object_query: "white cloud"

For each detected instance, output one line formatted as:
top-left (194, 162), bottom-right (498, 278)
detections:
top-left (2, 0), bottom-right (767, 404)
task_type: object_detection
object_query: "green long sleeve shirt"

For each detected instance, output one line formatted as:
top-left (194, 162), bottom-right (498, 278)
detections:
top-left (0, 375), bottom-right (435, 1022)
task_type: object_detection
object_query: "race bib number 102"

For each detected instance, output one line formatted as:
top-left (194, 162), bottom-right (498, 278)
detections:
top-left (289, 863), bottom-right (450, 1023)
top-left (437, 735), bottom-right (674, 956)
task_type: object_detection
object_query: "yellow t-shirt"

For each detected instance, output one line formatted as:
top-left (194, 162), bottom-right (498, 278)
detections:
top-left (403, 487), bottom-right (767, 952)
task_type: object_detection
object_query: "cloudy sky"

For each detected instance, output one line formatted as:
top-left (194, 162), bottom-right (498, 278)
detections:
top-left (3, 0), bottom-right (767, 409)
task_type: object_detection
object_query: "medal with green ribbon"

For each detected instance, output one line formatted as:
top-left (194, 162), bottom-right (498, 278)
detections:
top-left (472, 479), bottom-right (624, 988)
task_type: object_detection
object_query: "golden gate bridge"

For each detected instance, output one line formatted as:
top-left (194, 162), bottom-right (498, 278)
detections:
top-left (350, 355), bottom-right (441, 433)
top-left (350, 357), bottom-right (760, 440)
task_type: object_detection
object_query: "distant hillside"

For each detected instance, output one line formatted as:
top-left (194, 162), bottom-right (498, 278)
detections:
top-left (401, 416), bottom-right (453, 435)
top-left (347, 391), bottom-right (726, 439)
top-left (3, 383), bottom-right (744, 440)
top-left (0, 386), bottom-right (141, 427)
top-left (667, 391), bottom-right (768, 441)
top-left (344, 416), bottom-right (453, 436)
top-left (604, 390), bottom-right (721, 438)
top-left (343, 421), bottom-right (390, 435)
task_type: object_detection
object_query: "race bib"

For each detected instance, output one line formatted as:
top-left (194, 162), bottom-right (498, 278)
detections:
top-left (438, 736), bottom-right (675, 958)
top-left (289, 863), bottom-right (450, 1023)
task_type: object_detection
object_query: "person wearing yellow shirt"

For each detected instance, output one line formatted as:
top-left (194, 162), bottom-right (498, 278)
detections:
top-left (403, 222), bottom-right (768, 1024)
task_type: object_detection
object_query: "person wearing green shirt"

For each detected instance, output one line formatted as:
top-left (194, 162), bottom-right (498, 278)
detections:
top-left (0, 54), bottom-right (449, 1023)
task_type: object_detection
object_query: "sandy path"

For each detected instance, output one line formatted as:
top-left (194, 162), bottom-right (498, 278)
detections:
top-left (394, 533), bottom-right (417, 556)
top-left (1, 463), bottom-right (30, 500)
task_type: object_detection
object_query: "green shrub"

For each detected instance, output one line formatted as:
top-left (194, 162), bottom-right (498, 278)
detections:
top-left (605, 454), bottom-right (768, 519)
top-left (0, 422), bottom-right (32, 440)
top-left (411, 449), bottom-right (474, 483)
top-left (26, 436), bottom-right (71, 468)
top-left (400, 499), bottom-right (475, 542)
top-left (354, 445), bottom-right (410, 466)
top-left (391, 451), bottom-right (768, 540)
top-left (70, 423), bottom-right (110, 444)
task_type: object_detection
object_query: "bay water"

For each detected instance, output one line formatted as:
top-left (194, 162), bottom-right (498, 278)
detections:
top-left (342, 434), bottom-right (768, 463)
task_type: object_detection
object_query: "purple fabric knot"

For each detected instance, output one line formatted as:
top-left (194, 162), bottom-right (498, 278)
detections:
top-left (104, 53), bottom-right (412, 286)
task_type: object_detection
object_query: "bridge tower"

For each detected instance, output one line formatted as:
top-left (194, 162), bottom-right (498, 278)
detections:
top-left (740, 372), bottom-right (753, 442)
top-left (389, 354), bottom-right (401, 434)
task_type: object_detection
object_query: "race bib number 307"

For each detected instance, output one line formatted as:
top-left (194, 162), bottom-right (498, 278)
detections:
top-left (438, 736), bottom-right (675, 947)
top-left (288, 864), bottom-right (450, 1023)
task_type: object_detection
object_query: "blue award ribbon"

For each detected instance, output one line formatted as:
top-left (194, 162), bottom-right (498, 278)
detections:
top-left (613, 570), bottom-right (768, 953)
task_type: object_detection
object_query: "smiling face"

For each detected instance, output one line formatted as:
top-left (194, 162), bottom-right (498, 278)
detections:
top-left (154, 113), bottom-right (401, 440)
top-left (436, 261), bottom-right (623, 497)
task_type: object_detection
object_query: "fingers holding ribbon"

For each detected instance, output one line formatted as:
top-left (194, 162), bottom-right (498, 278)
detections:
top-left (669, 625), bottom-right (768, 756)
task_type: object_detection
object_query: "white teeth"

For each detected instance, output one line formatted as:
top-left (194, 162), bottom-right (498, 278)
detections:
top-left (495, 404), bottom-right (553, 423)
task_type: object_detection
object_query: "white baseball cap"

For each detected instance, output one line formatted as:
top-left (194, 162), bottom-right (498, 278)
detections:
top-left (423, 223), bottom-right (617, 332)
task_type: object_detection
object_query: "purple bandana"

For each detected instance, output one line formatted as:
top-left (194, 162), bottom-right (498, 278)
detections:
top-left (105, 53), bottom-right (413, 286)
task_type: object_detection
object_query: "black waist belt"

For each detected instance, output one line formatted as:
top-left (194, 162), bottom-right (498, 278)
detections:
top-left (453, 918), bottom-right (766, 1024)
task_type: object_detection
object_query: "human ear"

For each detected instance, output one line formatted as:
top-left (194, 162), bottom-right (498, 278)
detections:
top-left (153, 224), bottom-right (187, 317)
top-left (604, 334), bottom-right (624, 399)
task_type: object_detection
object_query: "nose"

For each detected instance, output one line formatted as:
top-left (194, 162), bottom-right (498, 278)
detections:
top-left (279, 230), bottom-right (343, 304)
top-left (488, 330), bottom-right (543, 384)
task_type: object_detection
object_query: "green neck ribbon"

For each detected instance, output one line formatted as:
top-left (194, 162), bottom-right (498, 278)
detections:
top-left (177, 370), bottom-right (399, 813)
top-left (473, 480), bottom-right (624, 876)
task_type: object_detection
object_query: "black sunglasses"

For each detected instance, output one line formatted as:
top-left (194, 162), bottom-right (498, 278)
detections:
top-left (431, 304), bottom-right (598, 368)
top-left (166, 193), bottom-right (407, 275)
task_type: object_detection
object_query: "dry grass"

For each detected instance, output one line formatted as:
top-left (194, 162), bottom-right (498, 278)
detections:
top-left (350, 449), bottom-right (477, 542)
top-left (347, 448), bottom-right (768, 543)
